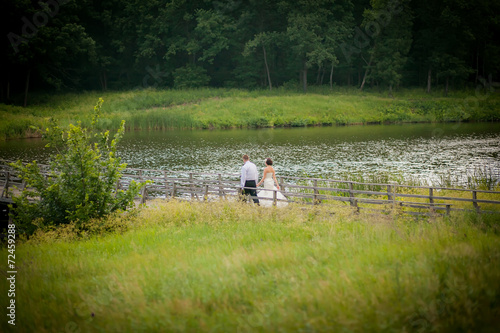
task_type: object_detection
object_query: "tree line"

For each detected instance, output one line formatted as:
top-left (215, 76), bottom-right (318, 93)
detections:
top-left (1, 0), bottom-right (499, 105)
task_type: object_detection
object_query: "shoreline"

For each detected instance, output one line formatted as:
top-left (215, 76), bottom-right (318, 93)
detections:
top-left (124, 118), bottom-right (498, 131)
top-left (1, 88), bottom-right (499, 140)
top-left (4, 119), bottom-right (500, 141)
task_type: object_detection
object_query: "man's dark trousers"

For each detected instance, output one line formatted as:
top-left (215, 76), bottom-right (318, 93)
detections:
top-left (243, 180), bottom-right (260, 204)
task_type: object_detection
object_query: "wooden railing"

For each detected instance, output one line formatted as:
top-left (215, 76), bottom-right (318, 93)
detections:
top-left (1, 163), bottom-right (500, 216)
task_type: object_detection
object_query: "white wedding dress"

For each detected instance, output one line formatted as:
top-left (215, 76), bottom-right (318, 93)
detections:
top-left (258, 173), bottom-right (288, 207)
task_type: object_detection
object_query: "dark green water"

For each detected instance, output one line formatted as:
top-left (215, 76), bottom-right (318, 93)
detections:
top-left (1, 123), bottom-right (499, 186)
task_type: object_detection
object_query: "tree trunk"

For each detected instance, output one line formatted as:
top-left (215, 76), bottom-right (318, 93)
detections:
top-left (426, 68), bottom-right (432, 93)
top-left (329, 63), bottom-right (334, 89)
top-left (444, 76), bottom-right (449, 97)
top-left (388, 84), bottom-right (393, 98)
top-left (482, 42), bottom-right (485, 79)
top-left (302, 62), bottom-right (307, 93)
top-left (23, 69), bottom-right (31, 107)
top-left (6, 80), bottom-right (10, 101)
top-left (262, 45), bottom-right (272, 91)
top-left (360, 55), bottom-right (373, 91)
top-left (475, 49), bottom-right (479, 85)
top-left (347, 70), bottom-right (351, 86)
top-left (103, 71), bottom-right (108, 91)
top-left (100, 72), bottom-right (105, 91)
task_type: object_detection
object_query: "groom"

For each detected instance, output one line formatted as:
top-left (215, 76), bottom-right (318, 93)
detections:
top-left (240, 154), bottom-right (260, 204)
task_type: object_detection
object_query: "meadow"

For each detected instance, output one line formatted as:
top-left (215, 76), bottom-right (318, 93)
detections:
top-left (1, 87), bottom-right (498, 139)
top-left (2, 200), bottom-right (500, 332)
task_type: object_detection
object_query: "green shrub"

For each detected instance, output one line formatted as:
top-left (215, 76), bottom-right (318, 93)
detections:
top-left (173, 65), bottom-right (210, 89)
top-left (10, 98), bottom-right (145, 235)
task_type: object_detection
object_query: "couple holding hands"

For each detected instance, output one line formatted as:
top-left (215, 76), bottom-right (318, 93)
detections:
top-left (240, 154), bottom-right (287, 207)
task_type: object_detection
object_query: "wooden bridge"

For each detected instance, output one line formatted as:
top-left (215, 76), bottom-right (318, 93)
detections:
top-left (1, 162), bottom-right (500, 217)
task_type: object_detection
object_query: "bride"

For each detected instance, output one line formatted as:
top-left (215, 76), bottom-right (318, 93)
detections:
top-left (257, 158), bottom-right (288, 207)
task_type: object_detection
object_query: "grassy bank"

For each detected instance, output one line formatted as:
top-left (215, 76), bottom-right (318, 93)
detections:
top-left (1, 87), bottom-right (499, 139)
top-left (2, 200), bottom-right (500, 332)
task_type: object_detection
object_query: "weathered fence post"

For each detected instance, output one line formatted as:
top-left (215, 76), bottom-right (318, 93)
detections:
top-left (114, 179), bottom-right (121, 197)
top-left (273, 188), bottom-right (277, 206)
top-left (446, 204), bottom-right (451, 216)
top-left (429, 187), bottom-right (434, 204)
top-left (172, 183), bottom-right (177, 198)
top-left (348, 182), bottom-right (355, 207)
top-left (392, 182), bottom-right (397, 206)
top-left (387, 184), bottom-right (393, 201)
top-left (189, 173), bottom-right (194, 199)
top-left (429, 204), bottom-right (435, 215)
top-left (204, 184), bottom-right (209, 201)
top-left (1, 172), bottom-right (9, 198)
top-left (313, 179), bottom-right (319, 205)
top-left (472, 191), bottom-right (480, 213)
top-left (279, 177), bottom-right (285, 193)
top-left (140, 186), bottom-right (147, 205)
top-left (217, 174), bottom-right (222, 198)
top-left (164, 171), bottom-right (169, 197)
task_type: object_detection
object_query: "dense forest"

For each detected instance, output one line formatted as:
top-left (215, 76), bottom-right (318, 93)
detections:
top-left (1, 0), bottom-right (499, 105)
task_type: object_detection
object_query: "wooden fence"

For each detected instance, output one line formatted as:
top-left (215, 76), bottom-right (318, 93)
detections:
top-left (1, 163), bottom-right (500, 217)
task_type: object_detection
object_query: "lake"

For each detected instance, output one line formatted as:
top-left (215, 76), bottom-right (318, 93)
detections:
top-left (1, 123), bottom-right (499, 187)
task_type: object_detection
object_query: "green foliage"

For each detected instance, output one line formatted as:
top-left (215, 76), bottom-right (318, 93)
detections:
top-left (363, 0), bottom-right (413, 93)
top-left (192, 9), bottom-right (234, 64)
top-left (173, 65), bottom-right (211, 89)
top-left (9, 98), bottom-right (144, 234)
top-left (1, 0), bottom-right (499, 98)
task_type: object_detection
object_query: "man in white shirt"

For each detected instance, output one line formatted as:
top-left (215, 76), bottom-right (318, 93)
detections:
top-left (240, 154), bottom-right (260, 204)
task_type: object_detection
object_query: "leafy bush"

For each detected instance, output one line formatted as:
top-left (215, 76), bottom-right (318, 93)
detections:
top-left (10, 98), bottom-right (144, 235)
top-left (173, 65), bottom-right (210, 89)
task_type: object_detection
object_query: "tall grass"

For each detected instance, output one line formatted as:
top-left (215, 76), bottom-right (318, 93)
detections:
top-left (2, 200), bottom-right (500, 332)
top-left (1, 87), bottom-right (499, 139)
